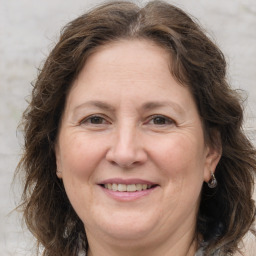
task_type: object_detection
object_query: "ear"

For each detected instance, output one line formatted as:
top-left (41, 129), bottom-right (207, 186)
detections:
top-left (55, 142), bottom-right (63, 179)
top-left (203, 139), bottom-right (222, 183)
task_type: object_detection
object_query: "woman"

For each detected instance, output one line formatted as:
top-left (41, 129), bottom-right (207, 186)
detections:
top-left (17, 1), bottom-right (256, 255)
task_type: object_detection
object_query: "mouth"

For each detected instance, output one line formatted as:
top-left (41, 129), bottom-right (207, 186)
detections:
top-left (100, 183), bottom-right (158, 192)
top-left (98, 179), bottom-right (159, 201)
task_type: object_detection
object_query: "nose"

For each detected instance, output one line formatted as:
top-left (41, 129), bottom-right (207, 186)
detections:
top-left (106, 125), bottom-right (147, 168)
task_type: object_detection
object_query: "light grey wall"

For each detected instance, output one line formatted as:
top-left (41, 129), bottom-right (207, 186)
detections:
top-left (1, 0), bottom-right (255, 255)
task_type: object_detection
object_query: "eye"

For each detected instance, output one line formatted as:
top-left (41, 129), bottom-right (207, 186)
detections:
top-left (88, 116), bottom-right (105, 124)
top-left (80, 115), bottom-right (109, 125)
top-left (147, 115), bottom-right (174, 126)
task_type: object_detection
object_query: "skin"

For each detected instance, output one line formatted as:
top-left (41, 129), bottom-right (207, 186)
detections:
top-left (55, 39), bottom-right (221, 256)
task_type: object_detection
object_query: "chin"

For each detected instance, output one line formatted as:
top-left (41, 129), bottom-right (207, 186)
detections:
top-left (84, 208), bottom-right (159, 242)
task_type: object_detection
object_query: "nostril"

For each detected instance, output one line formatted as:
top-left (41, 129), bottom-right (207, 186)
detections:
top-left (107, 158), bottom-right (138, 169)
top-left (105, 137), bottom-right (148, 168)
top-left (109, 160), bottom-right (118, 166)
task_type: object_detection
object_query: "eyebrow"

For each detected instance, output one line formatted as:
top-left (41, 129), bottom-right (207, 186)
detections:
top-left (73, 100), bottom-right (184, 114)
top-left (141, 101), bottom-right (185, 114)
top-left (73, 100), bottom-right (115, 112)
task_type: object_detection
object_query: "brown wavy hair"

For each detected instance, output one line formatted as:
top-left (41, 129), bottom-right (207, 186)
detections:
top-left (16, 1), bottom-right (256, 255)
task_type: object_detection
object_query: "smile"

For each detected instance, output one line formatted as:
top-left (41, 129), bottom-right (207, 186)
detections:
top-left (103, 183), bottom-right (153, 192)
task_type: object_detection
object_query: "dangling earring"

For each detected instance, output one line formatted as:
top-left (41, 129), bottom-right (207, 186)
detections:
top-left (208, 171), bottom-right (217, 188)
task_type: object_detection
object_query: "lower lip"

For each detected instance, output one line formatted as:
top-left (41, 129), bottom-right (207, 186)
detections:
top-left (100, 186), bottom-right (158, 201)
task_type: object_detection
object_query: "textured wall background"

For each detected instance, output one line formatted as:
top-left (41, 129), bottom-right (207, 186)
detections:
top-left (1, 0), bottom-right (255, 255)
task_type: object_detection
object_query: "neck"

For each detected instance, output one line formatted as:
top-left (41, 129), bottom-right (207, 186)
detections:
top-left (86, 226), bottom-right (199, 256)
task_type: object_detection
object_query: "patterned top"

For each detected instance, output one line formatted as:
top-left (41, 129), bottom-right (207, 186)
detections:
top-left (195, 247), bottom-right (205, 256)
top-left (194, 247), bottom-right (205, 256)
top-left (194, 243), bottom-right (220, 256)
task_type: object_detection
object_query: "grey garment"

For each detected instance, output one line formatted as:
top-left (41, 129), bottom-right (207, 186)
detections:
top-left (195, 246), bottom-right (205, 256)
top-left (80, 241), bottom-right (223, 256)
top-left (81, 247), bottom-right (215, 256)
top-left (81, 247), bottom-right (219, 256)
top-left (194, 245), bottom-right (221, 256)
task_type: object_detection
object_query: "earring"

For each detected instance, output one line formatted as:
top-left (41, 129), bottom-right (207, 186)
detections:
top-left (208, 171), bottom-right (217, 188)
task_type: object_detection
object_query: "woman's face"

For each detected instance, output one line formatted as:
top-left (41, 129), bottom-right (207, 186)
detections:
top-left (55, 40), bottom-right (220, 248)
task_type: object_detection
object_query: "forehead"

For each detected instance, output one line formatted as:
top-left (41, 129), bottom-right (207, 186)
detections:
top-left (70, 39), bottom-right (174, 93)
top-left (65, 39), bottom-right (195, 110)
top-left (83, 39), bottom-right (172, 79)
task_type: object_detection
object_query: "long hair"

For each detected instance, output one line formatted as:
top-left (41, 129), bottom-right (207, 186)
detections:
top-left (16, 1), bottom-right (256, 255)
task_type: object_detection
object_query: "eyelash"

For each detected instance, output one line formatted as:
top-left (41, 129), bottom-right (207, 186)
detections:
top-left (79, 115), bottom-right (109, 125)
top-left (79, 114), bottom-right (175, 127)
top-left (146, 115), bottom-right (175, 126)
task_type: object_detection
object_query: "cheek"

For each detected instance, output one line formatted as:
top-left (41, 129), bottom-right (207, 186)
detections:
top-left (149, 133), bottom-right (206, 200)
top-left (58, 133), bottom-right (103, 218)
top-left (59, 132), bottom-right (106, 179)
top-left (154, 135), bottom-right (205, 173)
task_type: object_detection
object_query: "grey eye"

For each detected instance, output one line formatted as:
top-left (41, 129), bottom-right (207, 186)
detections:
top-left (153, 116), bottom-right (168, 125)
top-left (149, 115), bottom-right (173, 125)
top-left (89, 116), bottom-right (105, 124)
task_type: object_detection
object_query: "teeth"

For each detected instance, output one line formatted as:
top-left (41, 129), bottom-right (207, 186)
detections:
top-left (127, 184), bottom-right (136, 192)
top-left (104, 183), bottom-right (153, 192)
top-left (136, 184), bottom-right (142, 191)
top-left (112, 183), bottom-right (118, 191)
top-left (118, 184), bottom-right (126, 192)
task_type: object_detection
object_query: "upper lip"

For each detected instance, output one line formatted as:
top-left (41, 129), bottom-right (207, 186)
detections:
top-left (98, 178), bottom-right (157, 185)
